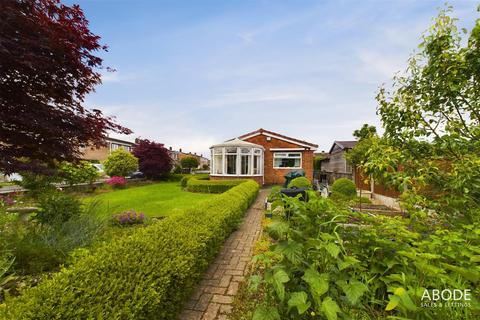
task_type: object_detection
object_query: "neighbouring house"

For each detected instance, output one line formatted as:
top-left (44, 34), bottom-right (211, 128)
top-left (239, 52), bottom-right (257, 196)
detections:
top-left (80, 137), bottom-right (135, 162)
top-left (317, 140), bottom-right (357, 184)
top-left (209, 128), bottom-right (318, 185)
top-left (168, 147), bottom-right (210, 169)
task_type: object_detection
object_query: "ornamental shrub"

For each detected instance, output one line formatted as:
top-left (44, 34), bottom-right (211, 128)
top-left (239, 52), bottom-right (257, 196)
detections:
top-left (36, 191), bottom-right (82, 224)
top-left (103, 149), bottom-right (138, 177)
top-left (132, 139), bottom-right (172, 179)
top-left (58, 161), bottom-right (99, 186)
top-left (287, 177), bottom-right (311, 189)
top-left (106, 176), bottom-right (127, 189)
top-left (186, 177), bottom-right (245, 193)
top-left (330, 178), bottom-right (356, 199)
top-left (112, 210), bottom-right (145, 226)
top-left (1, 180), bottom-right (259, 319)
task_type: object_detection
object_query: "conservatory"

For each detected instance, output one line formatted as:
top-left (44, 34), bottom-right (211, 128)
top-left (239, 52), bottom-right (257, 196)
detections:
top-left (210, 138), bottom-right (264, 179)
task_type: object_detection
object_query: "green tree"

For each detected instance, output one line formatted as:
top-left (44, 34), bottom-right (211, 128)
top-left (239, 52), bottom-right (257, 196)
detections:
top-left (103, 149), bottom-right (138, 177)
top-left (58, 161), bottom-right (99, 186)
top-left (353, 124), bottom-right (377, 141)
top-left (180, 156), bottom-right (199, 172)
top-left (363, 7), bottom-right (480, 223)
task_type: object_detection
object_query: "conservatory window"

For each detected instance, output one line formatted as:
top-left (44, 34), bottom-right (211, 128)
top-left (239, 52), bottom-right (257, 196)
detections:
top-left (240, 154), bottom-right (251, 175)
top-left (213, 148), bottom-right (223, 174)
top-left (253, 154), bottom-right (261, 174)
top-left (273, 152), bottom-right (301, 168)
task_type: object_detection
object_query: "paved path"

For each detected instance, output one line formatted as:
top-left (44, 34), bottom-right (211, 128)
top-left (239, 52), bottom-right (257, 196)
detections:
top-left (179, 188), bottom-right (268, 320)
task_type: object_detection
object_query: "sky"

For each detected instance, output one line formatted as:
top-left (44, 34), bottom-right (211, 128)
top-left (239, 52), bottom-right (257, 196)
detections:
top-left (72, 0), bottom-right (479, 157)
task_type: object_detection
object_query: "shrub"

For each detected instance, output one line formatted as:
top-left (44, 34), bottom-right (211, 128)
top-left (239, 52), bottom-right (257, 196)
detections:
top-left (111, 210), bottom-right (145, 226)
top-left (330, 178), bottom-right (356, 199)
top-left (15, 172), bottom-right (58, 198)
top-left (105, 176), bottom-right (127, 189)
top-left (180, 156), bottom-right (199, 172)
top-left (287, 177), bottom-right (311, 189)
top-left (58, 161), bottom-right (99, 186)
top-left (132, 139), bottom-right (172, 179)
top-left (1, 180), bottom-right (259, 319)
top-left (103, 149), bottom-right (138, 177)
top-left (36, 192), bottom-right (82, 224)
top-left (180, 175), bottom-right (192, 189)
top-left (186, 177), bottom-right (246, 193)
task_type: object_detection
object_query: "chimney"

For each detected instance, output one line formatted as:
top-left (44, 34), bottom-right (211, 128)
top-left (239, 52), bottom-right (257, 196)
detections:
top-left (169, 146), bottom-right (172, 151)
top-left (179, 148), bottom-right (182, 153)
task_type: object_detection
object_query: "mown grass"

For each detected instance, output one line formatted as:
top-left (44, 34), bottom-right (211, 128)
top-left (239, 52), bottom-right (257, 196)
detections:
top-left (85, 182), bottom-right (217, 218)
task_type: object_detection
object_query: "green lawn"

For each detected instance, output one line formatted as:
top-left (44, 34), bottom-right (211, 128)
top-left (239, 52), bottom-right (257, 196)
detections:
top-left (85, 182), bottom-right (217, 218)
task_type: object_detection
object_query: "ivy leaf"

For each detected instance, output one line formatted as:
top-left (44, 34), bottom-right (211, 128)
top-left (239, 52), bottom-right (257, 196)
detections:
top-left (320, 297), bottom-right (341, 320)
top-left (336, 280), bottom-right (368, 305)
top-left (288, 291), bottom-right (311, 315)
top-left (253, 306), bottom-right (281, 320)
top-left (302, 268), bottom-right (329, 303)
top-left (325, 243), bottom-right (341, 258)
top-left (272, 269), bottom-right (289, 301)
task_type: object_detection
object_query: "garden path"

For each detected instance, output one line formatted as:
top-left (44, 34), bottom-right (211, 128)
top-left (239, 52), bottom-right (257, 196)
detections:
top-left (179, 188), bottom-right (269, 320)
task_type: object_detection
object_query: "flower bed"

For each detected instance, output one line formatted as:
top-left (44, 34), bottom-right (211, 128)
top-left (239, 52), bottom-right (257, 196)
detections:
top-left (1, 180), bottom-right (259, 319)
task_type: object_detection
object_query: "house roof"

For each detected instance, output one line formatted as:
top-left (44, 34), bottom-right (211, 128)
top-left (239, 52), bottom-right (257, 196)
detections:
top-left (106, 137), bottom-right (135, 146)
top-left (236, 128), bottom-right (318, 149)
top-left (328, 140), bottom-right (357, 153)
top-left (210, 138), bottom-right (264, 149)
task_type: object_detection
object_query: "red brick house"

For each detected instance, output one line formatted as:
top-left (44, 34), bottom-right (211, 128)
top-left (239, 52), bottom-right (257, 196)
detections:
top-left (210, 129), bottom-right (318, 185)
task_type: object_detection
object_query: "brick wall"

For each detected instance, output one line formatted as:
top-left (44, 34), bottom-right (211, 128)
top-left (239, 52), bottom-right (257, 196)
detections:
top-left (81, 146), bottom-right (110, 162)
top-left (243, 135), bottom-right (314, 185)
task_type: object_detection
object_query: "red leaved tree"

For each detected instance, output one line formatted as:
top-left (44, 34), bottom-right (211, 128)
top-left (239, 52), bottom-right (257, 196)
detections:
top-left (132, 139), bottom-right (172, 179)
top-left (0, 0), bottom-right (131, 174)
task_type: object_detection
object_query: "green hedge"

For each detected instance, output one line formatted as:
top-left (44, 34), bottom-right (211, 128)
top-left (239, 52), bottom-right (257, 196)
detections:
top-left (180, 174), bottom-right (209, 188)
top-left (1, 180), bottom-right (259, 320)
top-left (186, 176), bottom-right (246, 193)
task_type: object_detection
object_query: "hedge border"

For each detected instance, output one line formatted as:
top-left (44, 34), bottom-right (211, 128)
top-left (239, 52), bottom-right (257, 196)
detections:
top-left (1, 180), bottom-right (259, 320)
top-left (185, 176), bottom-right (246, 194)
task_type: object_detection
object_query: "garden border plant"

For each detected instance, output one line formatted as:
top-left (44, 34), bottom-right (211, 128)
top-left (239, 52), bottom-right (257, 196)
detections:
top-left (185, 176), bottom-right (245, 193)
top-left (0, 180), bottom-right (259, 319)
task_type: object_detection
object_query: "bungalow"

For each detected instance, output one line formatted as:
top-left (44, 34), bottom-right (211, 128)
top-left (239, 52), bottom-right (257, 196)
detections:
top-left (210, 129), bottom-right (318, 185)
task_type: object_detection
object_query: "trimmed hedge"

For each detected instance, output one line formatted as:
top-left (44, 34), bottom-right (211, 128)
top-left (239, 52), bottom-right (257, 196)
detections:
top-left (330, 177), bottom-right (357, 198)
top-left (287, 177), bottom-right (311, 189)
top-left (1, 180), bottom-right (259, 320)
top-left (186, 176), bottom-right (246, 194)
top-left (180, 174), bottom-right (209, 189)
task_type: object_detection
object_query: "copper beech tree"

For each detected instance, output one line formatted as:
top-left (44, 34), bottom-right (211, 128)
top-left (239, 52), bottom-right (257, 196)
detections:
top-left (0, 0), bottom-right (131, 174)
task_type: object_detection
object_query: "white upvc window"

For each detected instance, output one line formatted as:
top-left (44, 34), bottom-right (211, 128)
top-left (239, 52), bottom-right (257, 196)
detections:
top-left (273, 152), bottom-right (302, 169)
top-left (210, 147), bottom-right (263, 176)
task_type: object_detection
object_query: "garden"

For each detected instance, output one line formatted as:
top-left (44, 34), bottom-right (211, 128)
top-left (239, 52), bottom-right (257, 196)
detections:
top-left (0, 136), bottom-right (254, 319)
top-left (228, 7), bottom-right (480, 320)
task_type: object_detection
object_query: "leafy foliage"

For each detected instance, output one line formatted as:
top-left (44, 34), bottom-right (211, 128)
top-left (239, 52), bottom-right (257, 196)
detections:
top-left (132, 139), bottom-right (172, 179)
top-left (1, 180), bottom-right (259, 319)
top-left (180, 156), bottom-right (200, 171)
top-left (58, 161), bottom-right (99, 186)
top-left (251, 194), bottom-right (480, 319)
top-left (36, 191), bottom-right (82, 224)
top-left (0, 0), bottom-right (130, 174)
top-left (363, 7), bottom-right (480, 223)
top-left (186, 176), bottom-right (246, 193)
top-left (353, 124), bottom-right (377, 141)
top-left (287, 177), bottom-right (312, 189)
top-left (330, 178), bottom-right (356, 199)
top-left (103, 149), bottom-right (138, 177)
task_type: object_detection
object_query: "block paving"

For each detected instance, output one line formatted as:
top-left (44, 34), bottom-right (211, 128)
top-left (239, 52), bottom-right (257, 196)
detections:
top-left (179, 188), bottom-right (268, 320)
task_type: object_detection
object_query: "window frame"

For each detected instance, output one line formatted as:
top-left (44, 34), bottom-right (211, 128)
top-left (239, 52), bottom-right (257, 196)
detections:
top-left (273, 152), bottom-right (302, 169)
top-left (210, 147), bottom-right (263, 177)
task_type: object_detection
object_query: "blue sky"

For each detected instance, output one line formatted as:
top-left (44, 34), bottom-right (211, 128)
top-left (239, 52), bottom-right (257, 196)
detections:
top-left (74, 0), bottom-right (478, 157)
